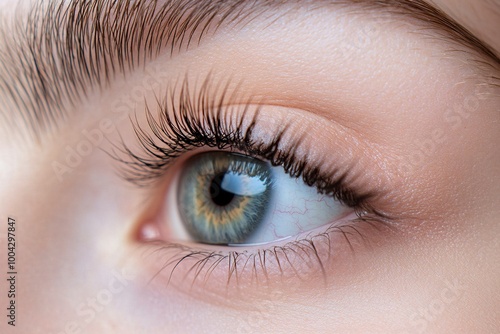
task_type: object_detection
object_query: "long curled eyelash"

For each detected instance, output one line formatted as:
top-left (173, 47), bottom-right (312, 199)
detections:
top-left (111, 76), bottom-right (375, 209)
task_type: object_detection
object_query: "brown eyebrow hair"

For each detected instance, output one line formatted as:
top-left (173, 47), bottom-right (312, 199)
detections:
top-left (0, 0), bottom-right (499, 141)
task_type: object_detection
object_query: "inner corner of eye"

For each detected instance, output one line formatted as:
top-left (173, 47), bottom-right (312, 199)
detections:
top-left (143, 150), bottom-right (352, 247)
top-left (137, 221), bottom-right (162, 242)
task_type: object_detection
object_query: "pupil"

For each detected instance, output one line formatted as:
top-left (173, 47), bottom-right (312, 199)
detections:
top-left (210, 172), bottom-right (235, 206)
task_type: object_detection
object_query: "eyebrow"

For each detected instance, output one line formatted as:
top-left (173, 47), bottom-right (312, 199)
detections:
top-left (0, 0), bottom-right (499, 141)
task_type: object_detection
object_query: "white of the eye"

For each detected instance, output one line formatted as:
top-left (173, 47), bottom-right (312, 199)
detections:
top-left (240, 166), bottom-right (350, 244)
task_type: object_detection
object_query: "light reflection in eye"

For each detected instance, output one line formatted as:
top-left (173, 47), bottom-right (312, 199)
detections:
top-left (176, 151), bottom-right (351, 245)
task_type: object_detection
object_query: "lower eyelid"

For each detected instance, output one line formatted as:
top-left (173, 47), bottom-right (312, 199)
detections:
top-left (132, 213), bottom-right (391, 300)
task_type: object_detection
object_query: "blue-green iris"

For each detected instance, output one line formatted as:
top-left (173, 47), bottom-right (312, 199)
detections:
top-left (178, 152), bottom-right (273, 244)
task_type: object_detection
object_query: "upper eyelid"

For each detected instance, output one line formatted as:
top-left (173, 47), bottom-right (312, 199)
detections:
top-left (109, 74), bottom-right (391, 215)
top-left (1, 0), bottom-right (499, 142)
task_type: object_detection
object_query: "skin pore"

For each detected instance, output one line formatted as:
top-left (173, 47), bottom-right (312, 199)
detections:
top-left (0, 0), bottom-right (499, 333)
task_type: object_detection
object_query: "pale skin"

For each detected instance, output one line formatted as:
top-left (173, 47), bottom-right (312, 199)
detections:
top-left (0, 0), bottom-right (499, 333)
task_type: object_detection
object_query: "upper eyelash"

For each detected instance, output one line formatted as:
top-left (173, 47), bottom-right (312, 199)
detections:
top-left (110, 76), bottom-right (375, 209)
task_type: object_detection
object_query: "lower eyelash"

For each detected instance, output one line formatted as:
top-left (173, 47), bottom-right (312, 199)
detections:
top-left (143, 212), bottom-right (392, 289)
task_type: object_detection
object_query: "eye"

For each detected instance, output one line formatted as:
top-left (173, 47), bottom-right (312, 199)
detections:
top-left (114, 76), bottom-right (387, 289)
top-left (176, 151), bottom-right (351, 245)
